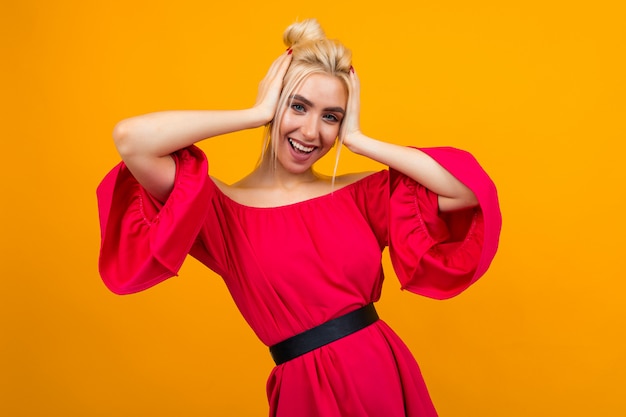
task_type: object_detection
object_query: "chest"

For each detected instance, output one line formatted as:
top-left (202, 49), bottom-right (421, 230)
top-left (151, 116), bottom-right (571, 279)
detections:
top-left (223, 195), bottom-right (383, 285)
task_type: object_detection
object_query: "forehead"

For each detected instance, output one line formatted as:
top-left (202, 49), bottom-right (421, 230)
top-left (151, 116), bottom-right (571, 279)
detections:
top-left (295, 73), bottom-right (347, 107)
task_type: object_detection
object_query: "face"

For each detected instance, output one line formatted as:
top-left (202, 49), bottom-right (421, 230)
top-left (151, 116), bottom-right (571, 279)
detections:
top-left (275, 73), bottom-right (347, 175)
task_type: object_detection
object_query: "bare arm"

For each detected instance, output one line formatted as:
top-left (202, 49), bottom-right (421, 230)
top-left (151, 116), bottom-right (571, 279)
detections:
top-left (113, 109), bottom-right (269, 201)
top-left (342, 69), bottom-right (478, 212)
top-left (112, 51), bottom-right (293, 202)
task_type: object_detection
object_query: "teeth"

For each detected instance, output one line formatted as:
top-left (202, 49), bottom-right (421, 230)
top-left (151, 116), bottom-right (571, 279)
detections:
top-left (289, 138), bottom-right (315, 153)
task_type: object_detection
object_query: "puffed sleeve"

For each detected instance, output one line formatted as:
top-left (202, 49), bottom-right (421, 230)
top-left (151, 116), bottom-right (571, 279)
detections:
top-left (389, 147), bottom-right (501, 299)
top-left (96, 145), bottom-right (213, 295)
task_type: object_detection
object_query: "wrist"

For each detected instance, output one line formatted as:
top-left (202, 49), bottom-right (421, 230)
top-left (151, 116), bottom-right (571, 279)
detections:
top-left (343, 131), bottom-right (371, 155)
top-left (244, 107), bottom-right (274, 129)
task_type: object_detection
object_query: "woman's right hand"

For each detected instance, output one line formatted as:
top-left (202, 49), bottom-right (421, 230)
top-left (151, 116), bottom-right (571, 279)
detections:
top-left (252, 50), bottom-right (293, 124)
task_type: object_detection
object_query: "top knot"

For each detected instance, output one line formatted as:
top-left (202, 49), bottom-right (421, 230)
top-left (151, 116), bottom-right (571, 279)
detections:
top-left (283, 18), bottom-right (326, 47)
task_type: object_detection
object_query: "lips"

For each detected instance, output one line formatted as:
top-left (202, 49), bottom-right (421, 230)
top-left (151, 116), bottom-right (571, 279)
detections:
top-left (288, 138), bottom-right (316, 153)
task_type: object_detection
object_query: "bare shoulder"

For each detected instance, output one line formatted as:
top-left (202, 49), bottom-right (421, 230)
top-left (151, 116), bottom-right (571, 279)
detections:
top-left (211, 176), bottom-right (252, 199)
top-left (210, 176), bottom-right (230, 193)
top-left (209, 171), bottom-right (380, 208)
top-left (332, 171), bottom-right (378, 188)
top-left (210, 175), bottom-right (279, 207)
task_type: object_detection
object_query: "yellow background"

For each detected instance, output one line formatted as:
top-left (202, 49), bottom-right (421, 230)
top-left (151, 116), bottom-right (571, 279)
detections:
top-left (2, 1), bottom-right (625, 416)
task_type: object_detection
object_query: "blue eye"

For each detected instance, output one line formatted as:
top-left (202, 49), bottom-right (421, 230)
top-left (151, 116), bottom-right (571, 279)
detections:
top-left (323, 114), bottom-right (339, 122)
top-left (291, 104), bottom-right (305, 112)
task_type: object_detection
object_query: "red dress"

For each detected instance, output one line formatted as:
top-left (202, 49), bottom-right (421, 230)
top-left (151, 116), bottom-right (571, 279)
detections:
top-left (97, 145), bottom-right (501, 416)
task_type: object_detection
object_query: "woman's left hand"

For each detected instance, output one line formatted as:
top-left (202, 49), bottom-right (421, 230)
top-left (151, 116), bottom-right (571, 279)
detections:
top-left (341, 67), bottom-right (366, 152)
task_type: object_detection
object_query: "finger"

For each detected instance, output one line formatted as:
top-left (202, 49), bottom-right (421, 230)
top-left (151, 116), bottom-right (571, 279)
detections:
top-left (349, 65), bottom-right (359, 84)
top-left (347, 67), bottom-right (361, 116)
top-left (348, 68), bottom-right (360, 101)
top-left (269, 50), bottom-right (293, 82)
top-left (277, 53), bottom-right (293, 81)
top-left (265, 50), bottom-right (293, 80)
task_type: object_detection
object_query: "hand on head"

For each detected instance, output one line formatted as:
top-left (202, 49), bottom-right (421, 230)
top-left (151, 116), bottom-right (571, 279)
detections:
top-left (340, 65), bottom-right (363, 151)
top-left (253, 50), bottom-right (293, 125)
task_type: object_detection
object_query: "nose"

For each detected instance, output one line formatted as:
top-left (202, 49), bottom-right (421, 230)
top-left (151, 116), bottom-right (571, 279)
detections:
top-left (301, 115), bottom-right (319, 140)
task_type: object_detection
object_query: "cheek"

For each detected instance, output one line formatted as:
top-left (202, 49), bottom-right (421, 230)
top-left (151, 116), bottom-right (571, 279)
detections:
top-left (277, 111), bottom-right (294, 134)
top-left (322, 126), bottom-right (340, 146)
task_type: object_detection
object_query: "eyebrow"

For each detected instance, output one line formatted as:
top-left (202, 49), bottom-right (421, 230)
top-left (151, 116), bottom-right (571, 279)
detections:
top-left (291, 94), bottom-right (345, 114)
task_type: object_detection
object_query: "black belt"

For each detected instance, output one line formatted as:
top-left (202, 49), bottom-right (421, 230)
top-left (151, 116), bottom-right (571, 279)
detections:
top-left (269, 303), bottom-right (379, 365)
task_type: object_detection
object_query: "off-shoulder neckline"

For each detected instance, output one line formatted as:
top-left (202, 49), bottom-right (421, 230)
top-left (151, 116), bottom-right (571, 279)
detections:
top-left (210, 170), bottom-right (384, 210)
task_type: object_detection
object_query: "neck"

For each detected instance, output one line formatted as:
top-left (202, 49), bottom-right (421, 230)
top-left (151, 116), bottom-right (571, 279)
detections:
top-left (253, 155), bottom-right (319, 190)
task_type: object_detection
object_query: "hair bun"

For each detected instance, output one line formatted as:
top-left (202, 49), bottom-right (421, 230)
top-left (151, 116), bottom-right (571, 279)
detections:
top-left (283, 18), bottom-right (326, 48)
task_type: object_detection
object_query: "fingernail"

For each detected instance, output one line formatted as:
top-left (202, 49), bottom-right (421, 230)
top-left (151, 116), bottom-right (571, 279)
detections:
top-left (287, 48), bottom-right (293, 55)
top-left (349, 65), bottom-right (354, 74)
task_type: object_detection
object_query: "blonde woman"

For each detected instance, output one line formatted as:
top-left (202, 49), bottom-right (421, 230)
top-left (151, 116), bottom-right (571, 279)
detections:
top-left (98, 18), bottom-right (501, 416)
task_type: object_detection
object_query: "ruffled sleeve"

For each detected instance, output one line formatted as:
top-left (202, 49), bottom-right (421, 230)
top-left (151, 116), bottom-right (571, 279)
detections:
top-left (389, 147), bottom-right (501, 299)
top-left (96, 145), bottom-right (213, 295)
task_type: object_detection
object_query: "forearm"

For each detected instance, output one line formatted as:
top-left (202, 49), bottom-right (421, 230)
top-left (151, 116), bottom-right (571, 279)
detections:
top-left (346, 133), bottom-right (478, 210)
top-left (108, 51), bottom-right (291, 203)
top-left (110, 108), bottom-right (267, 203)
top-left (113, 108), bottom-right (267, 158)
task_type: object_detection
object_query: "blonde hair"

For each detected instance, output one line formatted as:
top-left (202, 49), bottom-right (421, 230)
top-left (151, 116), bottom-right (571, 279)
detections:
top-left (261, 19), bottom-right (353, 180)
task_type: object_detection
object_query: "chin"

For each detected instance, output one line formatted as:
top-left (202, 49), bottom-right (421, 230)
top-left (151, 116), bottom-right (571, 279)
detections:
top-left (283, 161), bottom-right (316, 175)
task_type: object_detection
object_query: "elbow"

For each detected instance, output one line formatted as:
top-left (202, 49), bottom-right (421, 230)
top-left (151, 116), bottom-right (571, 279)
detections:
top-left (112, 119), bottom-right (139, 158)
top-left (112, 119), bottom-right (128, 144)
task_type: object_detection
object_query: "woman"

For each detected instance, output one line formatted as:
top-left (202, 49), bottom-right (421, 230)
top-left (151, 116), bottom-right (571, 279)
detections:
top-left (97, 18), bottom-right (501, 416)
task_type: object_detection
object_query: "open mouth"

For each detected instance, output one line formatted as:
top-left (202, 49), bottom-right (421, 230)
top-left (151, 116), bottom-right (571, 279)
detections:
top-left (288, 138), bottom-right (316, 154)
